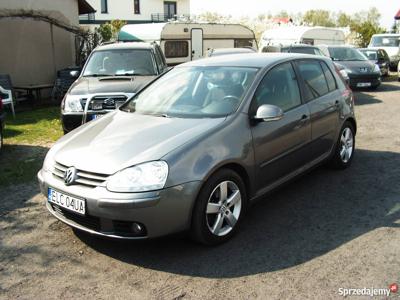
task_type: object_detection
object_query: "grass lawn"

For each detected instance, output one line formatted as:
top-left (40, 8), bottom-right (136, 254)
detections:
top-left (0, 106), bottom-right (63, 187)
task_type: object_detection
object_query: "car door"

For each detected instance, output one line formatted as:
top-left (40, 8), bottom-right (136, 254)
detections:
top-left (250, 62), bottom-right (312, 191)
top-left (295, 59), bottom-right (340, 160)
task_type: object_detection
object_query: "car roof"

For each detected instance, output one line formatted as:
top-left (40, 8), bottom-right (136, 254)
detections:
top-left (281, 44), bottom-right (317, 48)
top-left (179, 53), bottom-right (330, 68)
top-left (94, 42), bottom-right (154, 51)
top-left (211, 48), bottom-right (256, 54)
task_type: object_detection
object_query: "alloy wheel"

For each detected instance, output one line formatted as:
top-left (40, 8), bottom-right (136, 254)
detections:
top-left (340, 127), bottom-right (354, 163)
top-left (206, 181), bottom-right (242, 236)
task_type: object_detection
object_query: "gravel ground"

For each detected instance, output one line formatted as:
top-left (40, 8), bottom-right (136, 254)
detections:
top-left (1, 79), bottom-right (400, 300)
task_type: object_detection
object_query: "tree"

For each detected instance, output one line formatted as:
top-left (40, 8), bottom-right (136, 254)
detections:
top-left (96, 19), bottom-right (127, 43)
top-left (336, 12), bottom-right (352, 27)
top-left (302, 10), bottom-right (335, 27)
top-left (351, 21), bottom-right (385, 47)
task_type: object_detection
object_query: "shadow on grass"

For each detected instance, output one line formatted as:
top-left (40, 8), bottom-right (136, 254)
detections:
top-left (75, 148), bottom-right (400, 278)
top-left (0, 144), bottom-right (48, 188)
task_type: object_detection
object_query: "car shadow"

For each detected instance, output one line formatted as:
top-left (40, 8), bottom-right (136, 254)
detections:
top-left (75, 148), bottom-right (400, 278)
top-left (353, 91), bottom-right (382, 106)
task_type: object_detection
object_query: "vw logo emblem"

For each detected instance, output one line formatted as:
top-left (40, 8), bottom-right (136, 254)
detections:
top-left (64, 167), bottom-right (78, 186)
top-left (104, 98), bottom-right (115, 106)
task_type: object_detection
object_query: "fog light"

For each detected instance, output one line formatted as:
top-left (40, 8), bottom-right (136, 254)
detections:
top-left (131, 223), bottom-right (143, 234)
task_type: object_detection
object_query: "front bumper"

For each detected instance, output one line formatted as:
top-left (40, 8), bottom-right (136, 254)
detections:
top-left (38, 169), bottom-right (202, 239)
top-left (348, 73), bottom-right (381, 88)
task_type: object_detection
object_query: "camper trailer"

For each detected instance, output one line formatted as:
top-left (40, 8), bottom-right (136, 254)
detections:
top-left (118, 23), bottom-right (257, 65)
top-left (260, 26), bottom-right (345, 52)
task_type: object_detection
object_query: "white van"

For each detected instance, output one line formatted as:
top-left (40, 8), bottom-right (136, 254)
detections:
top-left (368, 34), bottom-right (400, 70)
top-left (259, 26), bottom-right (345, 52)
top-left (118, 22), bottom-right (257, 65)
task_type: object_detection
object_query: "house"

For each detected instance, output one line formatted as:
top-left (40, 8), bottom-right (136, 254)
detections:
top-left (0, 0), bottom-right (95, 88)
top-left (80, 0), bottom-right (190, 25)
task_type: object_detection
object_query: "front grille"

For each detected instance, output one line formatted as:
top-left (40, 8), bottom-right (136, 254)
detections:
top-left (51, 204), bottom-right (100, 231)
top-left (81, 95), bottom-right (127, 111)
top-left (52, 162), bottom-right (108, 187)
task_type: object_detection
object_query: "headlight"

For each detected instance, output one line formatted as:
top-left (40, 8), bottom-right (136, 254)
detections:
top-left (106, 161), bottom-right (169, 192)
top-left (42, 151), bottom-right (55, 172)
top-left (63, 94), bottom-right (83, 112)
top-left (339, 69), bottom-right (350, 80)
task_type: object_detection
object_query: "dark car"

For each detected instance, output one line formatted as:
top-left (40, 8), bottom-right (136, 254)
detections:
top-left (261, 44), bottom-right (326, 56)
top-left (0, 95), bottom-right (5, 151)
top-left (318, 45), bottom-right (381, 89)
top-left (61, 42), bottom-right (168, 134)
top-left (39, 53), bottom-right (356, 245)
top-left (359, 48), bottom-right (390, 76)
top-left (207, 47), bottom-right (257, 57)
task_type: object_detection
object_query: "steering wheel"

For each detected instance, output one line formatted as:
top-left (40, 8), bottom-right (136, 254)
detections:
top-left (222, 95), bottom-right (240, 103)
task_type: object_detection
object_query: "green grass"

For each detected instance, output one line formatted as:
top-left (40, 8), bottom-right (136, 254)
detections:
top-left (0, 106), bottom-right (63, 187)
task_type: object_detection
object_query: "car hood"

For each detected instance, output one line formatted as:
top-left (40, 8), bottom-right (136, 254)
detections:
top-left (335, 60), bottom-right (377, 74)
top-left (53, 111), bottom-right (226, 175)
top-left (69, 76), bottom-right (157, 95)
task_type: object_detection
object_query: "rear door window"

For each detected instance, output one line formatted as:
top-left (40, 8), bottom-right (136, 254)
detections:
top-left (296, 60), bottom-right (329, 102)
top-left (320, 62), bottom-right (337, 92)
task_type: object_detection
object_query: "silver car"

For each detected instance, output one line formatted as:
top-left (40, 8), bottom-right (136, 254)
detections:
top-left (38, 53), bottom-right (356, 245)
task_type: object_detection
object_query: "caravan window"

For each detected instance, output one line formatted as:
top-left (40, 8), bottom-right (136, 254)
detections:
top-left (234, 39), bottom-right (253, 48)
top-left (165, 41), bottom-right (189, 58)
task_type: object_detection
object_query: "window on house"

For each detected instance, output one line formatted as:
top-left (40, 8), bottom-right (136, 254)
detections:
top-left (101, 0), bottom-right (108, 13)
top-left (234, 39), bottom-right (253, 48)
top-left (134, 0), bottom-right (140, 14)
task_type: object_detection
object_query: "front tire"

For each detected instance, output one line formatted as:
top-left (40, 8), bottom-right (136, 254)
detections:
top-left (329, 121), bottom-right (355, 169)
top-left (191, 169), bottom-right (246, 245)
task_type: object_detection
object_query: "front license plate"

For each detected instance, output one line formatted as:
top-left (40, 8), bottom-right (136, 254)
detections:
top-left (48, 188), bottom-right (86, 215)
top-left (357, 82), bottom-right (371, 87)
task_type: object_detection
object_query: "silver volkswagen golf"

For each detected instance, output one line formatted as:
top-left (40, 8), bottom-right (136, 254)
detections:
top-left (38, 53), bottom-right (356, 245)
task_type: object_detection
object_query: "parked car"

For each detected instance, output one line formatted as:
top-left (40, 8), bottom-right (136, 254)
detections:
top-left (368, 33), bottom-right (400, 71)
top-left (207, 47), bottom-right (257, 57)
top-left (318, 45), bottom-right (381, 89)
top-left (61, 42), bottom-right (168, 134)
top-left (261, 44), bottom-right (326, 56)
top-left (38, 53), bottom-right (356, 245)
top-left (358, 48), bottom-right (390, 76)
top-left (0, 96), bottom-right (4, 151)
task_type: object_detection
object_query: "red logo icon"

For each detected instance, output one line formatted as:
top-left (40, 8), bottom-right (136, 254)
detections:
top-left (389, 283), bottom-right (398, 293)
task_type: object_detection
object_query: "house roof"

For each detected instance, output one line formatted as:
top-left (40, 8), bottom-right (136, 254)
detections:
top-left (77, 0), bottom-right (96, 15)
top-left (395, 9), bottom-right (400, 20)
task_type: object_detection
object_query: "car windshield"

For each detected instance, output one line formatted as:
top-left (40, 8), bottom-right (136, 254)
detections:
top-left (360, 50), bottom-right (377, 60)
top-left (329, 47), bottom-right (368, 61)
top-left (82, 49), bottom-right (157, 76)
top-left (121, 66), bottom-right (259, 118)
top-left (370, 36), bottom-right (400, 47)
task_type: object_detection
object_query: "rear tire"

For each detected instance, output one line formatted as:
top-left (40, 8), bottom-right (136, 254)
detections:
top-left (191, 169), bottom-right (246, 245)
top-left (329, 121), bottom-right (355, 169)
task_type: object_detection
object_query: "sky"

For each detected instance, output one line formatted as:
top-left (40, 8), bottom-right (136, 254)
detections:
top-left (191, 0), bottom-right (400, 30)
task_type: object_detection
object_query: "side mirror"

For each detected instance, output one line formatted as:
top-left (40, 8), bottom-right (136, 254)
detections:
top-left (254, 104), bottom-right (284, 122)
top-left (70, 70), bottom-right (80, 78)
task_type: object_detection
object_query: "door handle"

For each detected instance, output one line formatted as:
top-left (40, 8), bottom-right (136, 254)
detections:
top-left (335, 100), bottom-right (340, 108)
top-left (295, 114), bottom-right (309, 130)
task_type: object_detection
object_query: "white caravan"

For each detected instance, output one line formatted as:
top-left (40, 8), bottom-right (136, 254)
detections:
top-left (368, 34), bottom-right (400, 70)
top-left (259, 26), bottom-right (346, 52)
top-left (118, 23), bottom-right (257, 65)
